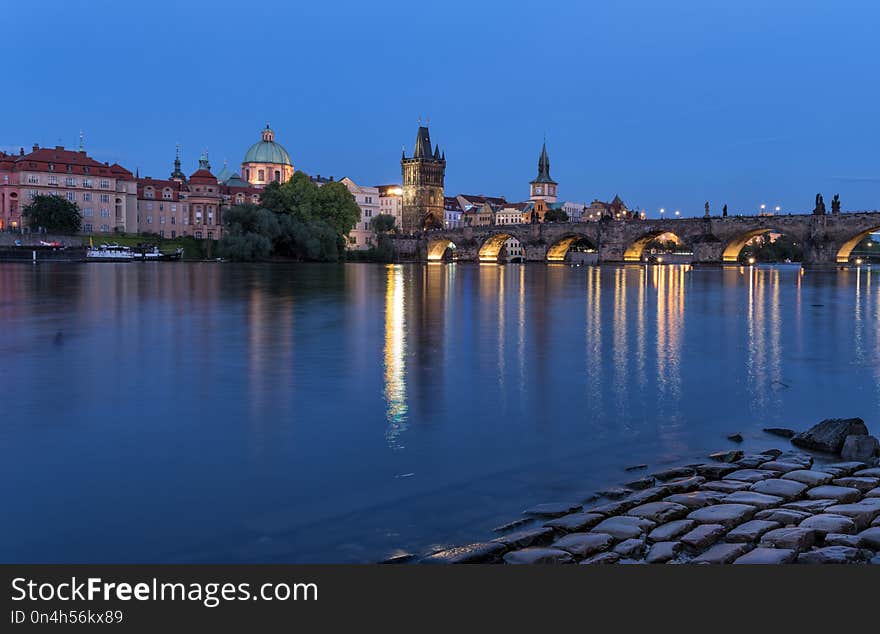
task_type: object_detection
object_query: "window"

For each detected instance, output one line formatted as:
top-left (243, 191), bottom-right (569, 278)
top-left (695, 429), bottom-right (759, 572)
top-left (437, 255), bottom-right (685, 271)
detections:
top-left (100, 194), bottom-right (110, 203)
top-left (170, 216), bottom-right (176, 225)
top-left (349, 236), bottom-right (357, 244)
top-left (82, 179), bottom-right (92, 188)
top-left (207, 231), bottom-right (213, 239)
top-left (47, 175), bottom-right (57, 185)
top-left (83, 223), bottom-right (92, 232)
top-left (245, 168), bottom-right (250, 180)
top-left (100, 224), bottom-right (109, 232)
top-left (159, 230), bottom-right (165, 238)
top-left (171, 230), bottom-right (176, 238)
top-left (257, 169), bottom-right (265, 181)
top-left (100, 209), bottom-right (110, 218)
top-left (83, 192), bottom-right (92, 202)
top-left (195, 231), bottom-right (202, 239)
top-left (83, 208), bottom-right (93, 217)
top-left (274, 170), bottom-right (280, 182)
top-left (163, 189), bottom-right (172, 200)
top-left (66, 192), bottom-right (76, 202)
top-left (160, 216), bottom-right (165, 224)
top-left (146, 216), bottom-right (152, 224)
top-left (27, 174), bottom-right (39, 184)
top-left (100, 179), bottom-right (110, 188)
top-left (65, 177), bottom-right (76, 187)
top-left (144, 188), bottom-right (154, 199)
top-left (146, 202), bottom-right (153, 211)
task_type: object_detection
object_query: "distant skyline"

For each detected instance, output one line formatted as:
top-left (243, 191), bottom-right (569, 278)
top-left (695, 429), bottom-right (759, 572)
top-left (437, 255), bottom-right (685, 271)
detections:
top-left (5, 0), bottom-right (880, 216)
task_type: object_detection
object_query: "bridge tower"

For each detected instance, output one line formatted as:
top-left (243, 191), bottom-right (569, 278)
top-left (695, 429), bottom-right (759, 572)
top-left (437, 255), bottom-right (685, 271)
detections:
top-left (529, 141), bottom-right (558, 203)
top-left (401, 124), bottom-right (446, 233)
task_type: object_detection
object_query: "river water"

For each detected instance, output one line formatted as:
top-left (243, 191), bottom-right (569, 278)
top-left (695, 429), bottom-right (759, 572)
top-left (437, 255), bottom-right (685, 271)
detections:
top-left (1, 262), bottom-right (877, 562)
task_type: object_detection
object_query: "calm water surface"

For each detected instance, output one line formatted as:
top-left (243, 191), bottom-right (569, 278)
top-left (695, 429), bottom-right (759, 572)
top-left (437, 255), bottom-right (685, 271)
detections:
top-left (1, 262), bottom-right (877, 562)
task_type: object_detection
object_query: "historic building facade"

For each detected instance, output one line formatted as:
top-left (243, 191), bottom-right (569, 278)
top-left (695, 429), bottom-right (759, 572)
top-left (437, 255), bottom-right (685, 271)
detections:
top-left (241, 124), bottom-right (294, 187)
top-left (0, 144), bottom-right (137, 234)
top-left (529, 142), bottom-right (557, 203)
top-left (377, 184), bottom-right (403, 229)
top-left (401, 125), bottom-right (445, 233)
top-left (340, 177), bottom-right (380, 250)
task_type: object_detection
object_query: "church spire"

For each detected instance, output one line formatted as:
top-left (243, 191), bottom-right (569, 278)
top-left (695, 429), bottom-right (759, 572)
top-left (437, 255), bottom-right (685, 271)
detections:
top-left (531, 141), bottom-right (556, 185)
top-left (170, 143), bottom-right (186, 180)
top-left (198, 149), bottom-right (211, 171)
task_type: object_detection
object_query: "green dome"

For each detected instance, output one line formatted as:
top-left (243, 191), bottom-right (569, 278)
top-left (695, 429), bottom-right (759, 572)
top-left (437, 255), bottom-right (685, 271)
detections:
top-left (242, 125), bottom-right (292, 166)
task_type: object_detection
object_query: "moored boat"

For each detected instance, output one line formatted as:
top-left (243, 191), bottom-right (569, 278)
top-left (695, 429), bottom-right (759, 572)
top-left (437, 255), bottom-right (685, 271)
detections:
top-left (85, 244), bottom-right (134, 262)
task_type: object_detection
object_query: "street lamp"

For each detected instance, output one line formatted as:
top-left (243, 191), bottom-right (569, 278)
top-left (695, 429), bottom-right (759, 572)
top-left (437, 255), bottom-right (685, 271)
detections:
top-left (760, 204), bottom-right (766, 215)
top-left (660, 208), bottom-right (665, 219)
top-left (674, 210), bottom-right (680, 218)
top-left (748, 257), bottom-right (756, 265)
top-left (775, 205), bottom-right (781, 214)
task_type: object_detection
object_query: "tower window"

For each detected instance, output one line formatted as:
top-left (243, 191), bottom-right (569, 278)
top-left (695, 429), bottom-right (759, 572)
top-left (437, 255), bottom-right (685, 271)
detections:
top-left (258, 169), bottom-right (265, 181)
top-left (274, 170), bottom-right (281, 182)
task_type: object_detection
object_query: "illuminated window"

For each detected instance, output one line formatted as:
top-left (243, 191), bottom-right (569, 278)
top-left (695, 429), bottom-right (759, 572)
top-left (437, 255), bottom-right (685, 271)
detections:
top-left (258, 169), bottom-right (265, 181)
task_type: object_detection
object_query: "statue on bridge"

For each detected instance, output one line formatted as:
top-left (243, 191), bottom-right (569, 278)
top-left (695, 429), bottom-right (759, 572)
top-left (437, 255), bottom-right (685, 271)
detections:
top-left (722, 204), bottom-right (728, 217)
top-left (704, 201), bottom-right (710, 218)
top-left (832, 194), bottom-right (841, 215)
top-left (813, 193), bottom-right (826, 215)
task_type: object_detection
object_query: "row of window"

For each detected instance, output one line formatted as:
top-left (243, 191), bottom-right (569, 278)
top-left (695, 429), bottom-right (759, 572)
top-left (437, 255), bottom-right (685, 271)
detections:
top-left (81, 208), bottom-right (111, 217)
top-left (25, 174), bottom-right (111, 188)
top-left (28, 190), bottom-right (111, 203)
top-left (82, 223), bottom-right (111, 232)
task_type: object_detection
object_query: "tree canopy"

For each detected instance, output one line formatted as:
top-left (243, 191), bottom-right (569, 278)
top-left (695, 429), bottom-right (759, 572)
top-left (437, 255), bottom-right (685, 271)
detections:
top-left (22, 194), bottom-right (82, 234)
top-left (544, 208), bottom-right (569, 223)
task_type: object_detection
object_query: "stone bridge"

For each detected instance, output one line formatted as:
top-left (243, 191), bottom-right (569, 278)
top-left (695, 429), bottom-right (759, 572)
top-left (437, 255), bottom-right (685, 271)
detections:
top-left (394, 212), bottom-right (880, 266)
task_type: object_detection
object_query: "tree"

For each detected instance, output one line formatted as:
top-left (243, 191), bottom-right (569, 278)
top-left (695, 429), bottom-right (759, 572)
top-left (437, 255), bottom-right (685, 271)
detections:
top-left (22, 194), bottom-right (82, 234)
top-left (218, 204), bottom-right (280, 261)
top-left (370, 214), bottom-right (396, 234)
top-left (544, 208), bottom-right (569, 223)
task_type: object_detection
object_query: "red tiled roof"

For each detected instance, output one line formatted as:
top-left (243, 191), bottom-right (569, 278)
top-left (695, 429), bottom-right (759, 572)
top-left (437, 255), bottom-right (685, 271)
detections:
top-left (6, 146), bottom-right (127, 177)
top-left (188, 169), bottom-right (216, 182)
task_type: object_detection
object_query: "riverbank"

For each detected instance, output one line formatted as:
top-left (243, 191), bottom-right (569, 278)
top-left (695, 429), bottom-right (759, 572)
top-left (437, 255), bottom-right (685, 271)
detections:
top-left (415, 419), bottom-right (880, 565)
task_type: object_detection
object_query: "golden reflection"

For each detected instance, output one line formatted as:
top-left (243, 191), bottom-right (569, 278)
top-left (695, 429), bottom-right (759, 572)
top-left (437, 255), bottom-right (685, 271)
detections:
top-left (655, 264), bottom-right (685, 402)
top-left (585, 266), bottom-right (603, 418)
top-left (613, 267), bottom-right (628, 414)
top-left (518, 264), bottom-right (526, 393)
top-left (745, 267), bottom-right (783, 412)
top-left (383, 265), bottom-right (408, 449)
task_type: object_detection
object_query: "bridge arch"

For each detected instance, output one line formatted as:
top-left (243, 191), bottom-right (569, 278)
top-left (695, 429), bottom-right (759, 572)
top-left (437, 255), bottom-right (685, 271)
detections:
top-left (623, 230), bottom-right (690, 262)
top-left (427, 237), bottom-right (456, 261)
top-left (721, 228), bottom-right (803, 263)
top-left (478, 233), bottom-right (519, 262)
top-left (835, 226), bottom-right (880, 264)
top-left (546, 234), bottom-right (598, 262)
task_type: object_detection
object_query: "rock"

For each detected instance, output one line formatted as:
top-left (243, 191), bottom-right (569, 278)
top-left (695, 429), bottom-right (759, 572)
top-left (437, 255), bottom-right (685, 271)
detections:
top-left (648, 519), bottom-right (696, 543)
top-left (701, 480), bottom-right (752, 493)
top-left (646, 541), bottom-right (681, 563)
top-left (725, 520), bottom-right (780, 543)
top-left (687, 504), bottom-right (756, 529)
top-left (855, 467), bottom-right (880, 478)
top-left (651, 467), bottom-right (695, 481)
top-left (755, 509), bottom-right (812, 525)
top-left (805, 485), bottom-right (862, 504)
top-left (823, 502), bottom-right (880, 531)
top-left (590, 516), bottom-right (656, 541)
top-left (665, 476), bottom-right (706, 493)
top-left (710, 450), bottom-right (744, 463)
top-left (782, 499), bottom-right (838, 513)
top-left (492, 527), bottom-right (555, 549)
top-left (380, 552), bottom-right (416, 564)
top-left (625, 476), bottom-right (655, 490)
top-left (760, 527), bottom-right (817, 552)
top-left (759, 448), bottom-right (784, 458)
top-left (627, 501), bottom-right (690, 524)
top-left (587, 499), bottom-right (637, 517)
top-left (791, 418), bottom-right (868, 453)
top-left (724, 469), bottom-right (775, 483)
top-left (665, 491), bottom-right (726, 510)
top-left (856, 527), bottom-right (880, 549)
top-left (523, 502), bottom-right (582, 518)
top-left (625, 464), bottom-right (648, 472)
top-left (680, 524), bottom-right (727, 550)
top-left (695, 463), bottom-right (738, 479)
top-left (782, 470), bottom-right (834, 487)
top-left (422, 542), bottom-right (507, 564)
top-left (797, 546), bottom-right (869, 564)
top-left (874, 516), bottom-right (880, 528)
top-left (579, 552), bottom-right (620, 565)
top-left (493, 518), bottom-right (533, 533)
top-left (798, 514), bottom-right (857, 536)
top-left (551, 532), bottom-right (614, 557)
top-left (734, 547), bottom-right (798, 564)
top-left (776, 452), bottom-right (814, 468)
top-left (613, 537), bottom-right (647, 558)
top-left (504, 547), bottom-right (574, 564)
top-left (580, 493), bottom-right (601, 504)
top-left (759, 461), bottom-right (804, 474)
top-left (544, 512), bottom-right (605, 533)
top-left (824, 533), bottom-right (862, 547)
top-left (727, 433), bottom-right (744, 443)
top-left (692, 542), bottom-right (753, 564)
top-left (821, 462), bottom-right (869, 477)
top-left (869, 488), bottom-right (880, 498)
top-left (764, 428), bottom-right (796, 439)
top-left (841, 435), bottom-right (880, 462)
top-left (735, 455), bottom-right (772, 469)
top-left (599, 487), bottom-right (631, 500)
top-left (625, 486), bottom-right (672, 506)
top-left (722, 491), bottom-right (784, 509)
top-left (749, 478), bottom-right (808, 501)
top-left (832, 477), bottom-right (879, 492)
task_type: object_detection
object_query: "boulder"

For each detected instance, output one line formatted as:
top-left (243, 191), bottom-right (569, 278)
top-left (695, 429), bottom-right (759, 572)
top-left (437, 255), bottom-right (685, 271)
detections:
top-left (764, 428), bottom-right (796, 439)
top-left (749, 478), bottom-right (808, 501)
top-left (841, 435), bottom-right (880, 462)
top-left (613, 537), bottom-right (647, 558)
top-left (422, 542), bottom-right (507, 564)
top-left (701, 480), bottom-right (752, 493)
top-left (734, 547), bottom-right (797, 564)
top-left (709, 450), bottom-right (744, 463)
top-left (664, 491), bottom-right (726, 510)
top-left (651, 466), bottom-right (695, 481)
top-left (503, 547), bottom-right (574, 564)
top-left (833, 477), bottom-right (879, 492)
top-left (857, 527), bottom-right (880, 549)
top-left (523, 502), bottom-right (582, 518)
top-left (791, 418), bottom-right (868, 453)
top-left (691, 542), bottom-right (753, 564)
top-left (687, 503), bottom-right (756, 529)
top-left (726, 519), bottom-right (781, 543)
top-left (680, 524), bottom-right (727, 550)
top-left (646, 541), bottom-right (681, 563)
top-left (727, 433), bottom-right (744, 443)
top-left (760, 527), bottom-right (817, 552)
top-left (798, 514), bottom-right (857, 536)
top-left (551, 532), bottom-right (614, 557)
top-left (696, 463), bottom-right (739, 479)
top-left (723, 469), bottom-right (775, 483)
top-left (627, 501), bottom-right (690, 524)
top-left (805, 485), bottom-right (862, 504)
top-left (648, 519), bottom-right (696, 543)
top-left (723, 491), bottom-right (784, 510)
top-left (781, 470), bottom-right (834, 487)
top-left (797, 546), bottom-right (869, 564)
top-left (492, 527), bottom-right (555, 549)
top-left (579, 552), bottom-right (620, 565)
top-left (755, 508), bottom-right (812, 525)
top-left (590, 516), bottom-right (656, 541)
top-left (544, 512), bottom-right (605, 532)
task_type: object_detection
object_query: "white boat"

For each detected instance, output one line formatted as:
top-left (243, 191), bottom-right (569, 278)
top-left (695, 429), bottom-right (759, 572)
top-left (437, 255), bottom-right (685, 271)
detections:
top-left (86, 244), bottom-right (134, 262)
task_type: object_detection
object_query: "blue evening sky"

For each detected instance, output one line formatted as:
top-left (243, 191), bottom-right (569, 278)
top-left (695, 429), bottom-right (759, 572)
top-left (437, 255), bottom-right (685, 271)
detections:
top-left (4, 0), bottom-right (880, 216)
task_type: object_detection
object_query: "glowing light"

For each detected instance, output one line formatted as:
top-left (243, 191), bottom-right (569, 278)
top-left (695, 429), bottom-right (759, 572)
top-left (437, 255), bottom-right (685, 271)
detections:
top-left (748, 257), bottom-right (756, 265)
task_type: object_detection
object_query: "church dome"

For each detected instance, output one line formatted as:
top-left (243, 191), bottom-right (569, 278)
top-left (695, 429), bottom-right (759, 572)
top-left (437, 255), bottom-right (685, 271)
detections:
top-left (242, 124), bottom-right (292, 166)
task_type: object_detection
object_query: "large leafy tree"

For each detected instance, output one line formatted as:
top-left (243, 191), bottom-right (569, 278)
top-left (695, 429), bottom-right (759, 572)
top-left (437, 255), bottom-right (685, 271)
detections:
top-left (22, 194), bottom-right (82, 234)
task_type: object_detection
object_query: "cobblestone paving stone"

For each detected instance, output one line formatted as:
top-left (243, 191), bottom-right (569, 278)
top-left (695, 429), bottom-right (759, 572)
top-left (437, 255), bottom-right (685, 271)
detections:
top-left (419, 443), bottom-right (880, 564)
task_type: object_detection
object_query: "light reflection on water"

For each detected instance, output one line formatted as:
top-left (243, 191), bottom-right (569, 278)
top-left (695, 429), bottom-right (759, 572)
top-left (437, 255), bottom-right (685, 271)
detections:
top-left (0, 262), bottom-right (877, 563)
